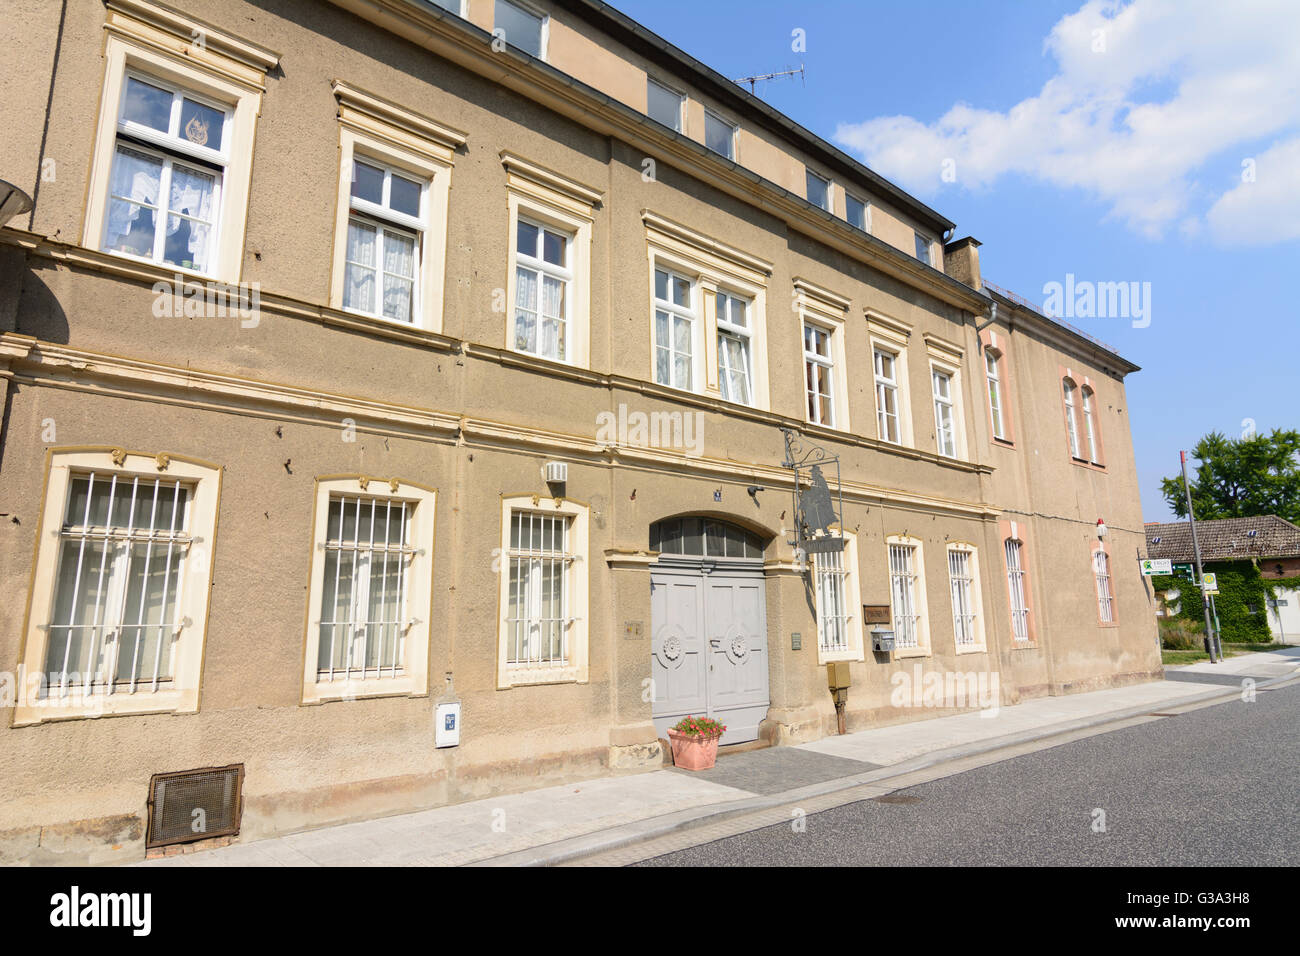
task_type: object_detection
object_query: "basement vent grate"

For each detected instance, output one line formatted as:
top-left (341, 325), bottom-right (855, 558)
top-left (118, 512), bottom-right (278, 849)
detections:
top-left (147, 764), bottom-right (244, 848)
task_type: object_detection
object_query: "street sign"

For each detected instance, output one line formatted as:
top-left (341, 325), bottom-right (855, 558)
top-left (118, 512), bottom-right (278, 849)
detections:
top-left (1201, 572), bottom-right (1219, 594)
top-left (1172, 562), bottom-right (1194, 579)
top-left (1140, 558), bottom-right (1172, 576)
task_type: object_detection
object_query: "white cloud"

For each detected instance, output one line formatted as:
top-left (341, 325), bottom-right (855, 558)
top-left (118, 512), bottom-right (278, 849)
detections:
top-left (833, 0), bottom-right (1300, 241)
top-left (1206, 138), bottom-right (1300, 244)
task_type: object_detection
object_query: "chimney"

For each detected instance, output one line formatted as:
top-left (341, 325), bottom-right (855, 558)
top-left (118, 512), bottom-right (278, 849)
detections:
top-left (943, 236), bottom-right (982, 291)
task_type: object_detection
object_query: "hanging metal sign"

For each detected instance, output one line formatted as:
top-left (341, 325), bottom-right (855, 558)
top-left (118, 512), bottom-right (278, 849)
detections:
top-left (781, 428), bottom-right (845, 554)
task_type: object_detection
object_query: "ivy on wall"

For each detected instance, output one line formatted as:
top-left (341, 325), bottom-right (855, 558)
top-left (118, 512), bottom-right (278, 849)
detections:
top-left (1151, 560), bottom-right (1272, 643)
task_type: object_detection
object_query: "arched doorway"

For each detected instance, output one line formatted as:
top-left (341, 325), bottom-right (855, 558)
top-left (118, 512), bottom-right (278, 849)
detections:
top-left (649, 517), bottom-right (770, 745)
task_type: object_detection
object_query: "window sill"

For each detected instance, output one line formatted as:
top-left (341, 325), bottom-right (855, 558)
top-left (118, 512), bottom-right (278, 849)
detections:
top-left (1011, 639), bottom-right (1038, 650)
top-left (894, 645), bottom-right (931, 660)
top-left (498, 664), bottom-right (586, 688)
top-left (817, 647), bottom-right (865, 665)
top-left (12, 690), bottom-right (196, 727)
top-left (103, 246), bottom-right (217, 283)
top-left (302, 678), bottom-right (425, 705)
top-left (954, 643), bottom-right (989, 655)
top-left (992, 436), bottom-right (1015, 448)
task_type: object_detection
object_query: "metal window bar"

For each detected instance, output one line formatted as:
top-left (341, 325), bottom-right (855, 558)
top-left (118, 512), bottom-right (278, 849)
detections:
top-left (46, 471), bottom-right (192, 697)
top-left (1095, 550), bottom-right (1114, 623)
top-left (318, 495), bottom-right (414, 682)
top-left (890, 543), bottom-right (919, 649)
top-left (507, 511), bottom-right (573, 666)
top-left (949, 549), bottom-right (976, 646)
top-left (817, 549), bottom-right (850, 652)
top-left (1005, 539), bottom-right (1030, 642)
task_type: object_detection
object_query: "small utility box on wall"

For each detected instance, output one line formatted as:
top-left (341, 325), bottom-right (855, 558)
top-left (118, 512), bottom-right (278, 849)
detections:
top-left (871, 627), bottom-right (896, 653)
top-left (435, 701), bottom-right (461, 748)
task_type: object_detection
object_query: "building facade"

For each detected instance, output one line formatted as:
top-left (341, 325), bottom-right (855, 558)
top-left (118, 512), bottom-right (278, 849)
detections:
top-left (0, 0), bottom-right (1159, 863)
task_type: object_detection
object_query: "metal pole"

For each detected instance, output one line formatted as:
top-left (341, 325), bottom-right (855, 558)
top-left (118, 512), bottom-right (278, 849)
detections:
top-left (1180, 450), bottom-right (1218, 662)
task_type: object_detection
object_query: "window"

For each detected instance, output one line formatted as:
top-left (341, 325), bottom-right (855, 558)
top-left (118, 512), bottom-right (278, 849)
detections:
top-left (654, 267), bottom-right (696, 390)
top-left (85, 10), bottom-right (272, 283)
top-left (888, 540), bottom-right (927, 654)
top-left (845, 193), bottom-right (869, 232)
top-left (813, 534), bottom-right (865, 664)
top-left (716, 291), bottom-right (753, 405)
top-left (804, 323), bottom-right (835, 426)
top-left (1005, 539), bottom-right (1031, 642)
top-left (498, 497), bottom-right (589, 687)
top-left (1081, 386), bottom-right (1100, 463)
top-left (874, 348), bottom-right (901, 443)
top-left (15, 450), bottom-right (221, 725)
top-left (1094, 548), bottom-right (1114, 623)
top-left (101, 74), bottom-right (230, 274)
top-left (705, 110), bottom-right (736, 160)
top-left (302, 477), bottom-right (435, 703)
top-left (504, 152), bottom-right (598, 368)
top-left (914, 232), bottom-right (932, 265)
top-left (430, 0), bottom-right (465, 13)
top-left (932, 368), bottom-right (957, 458)
top-left (495, 0), bottom-right (546, 59)
top-left (343, 158), bottom-right (425, 324)
top-left (1063, 378), bottom-right (1082, 458)
top-left (651, 517), bottom-right (763, 559)
top-left (947, 545), bottom-right (984, 651)
top-left (647, 78), bottom-right (684, 132)
top-left (806, 170), bottom-right (830, 211)
top-left (513, 217), bottom-right (572, 361)
top-left (331, 83), bottom-right (461, 334)
top-left (985, 348), bottom-right (1006, 440)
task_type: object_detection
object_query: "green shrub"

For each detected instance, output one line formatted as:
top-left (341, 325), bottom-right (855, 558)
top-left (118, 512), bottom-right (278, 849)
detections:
top-left (1159, 618), bottom-right (1205, 650)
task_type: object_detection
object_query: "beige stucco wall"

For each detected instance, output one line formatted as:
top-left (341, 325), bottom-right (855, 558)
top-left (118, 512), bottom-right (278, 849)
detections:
top-left (0, 0), bottom-right (1157, 863)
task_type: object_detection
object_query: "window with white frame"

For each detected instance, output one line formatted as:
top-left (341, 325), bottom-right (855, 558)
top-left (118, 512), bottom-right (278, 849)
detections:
top-left (495, 0), bottom-right (547, 59)
top-left (654, 266), bottom-right (696, 390)
top-left (846, 193), bottom-right (869, 233)
top-left (302, 478), bottom-right (434, 703)
top-left (889, 540), bottom-right (925, 651)
top-left (932, 367), bottom-right (957, 457)
top-left (647, 78), bottom-right (684, 132)
top-left (947, 545), bottom-right (980, 649)
top-left (914, 232), bottom-right (932, 265)
top-left (102, 73), bottom-right (230, 274)
top-left (1094, 548), bottom-right (1114, 623)
top-left (816, 548), bottom-right (850, 654)
top-left (343, 158), bottom-right (425, 324)
top-left (705, 110), bottom-right (736, 160)
top-left (804, 323), bottom-right (836, 426)
top-left (1005, 538), bottom-right (1031, 642)
top-left (985, 348), bottom-right (1007, 440)
top-left (16, 450), bottom-right (221, 725)
top-left (513, 217), bottom-right (572, 361)
top-left (497, 497), bottom-right (589, 687)
top-left (1063, 378), bottom-right (1082, 458)
top-left (316, 495), bottom-right (413, 682)
top-left (716, 291), bottom-right (753, 405)
top-left (1081, 386), bottom-right (1100, 463)
top-left (874, 348), bottom-right (901, 443)
top-left (806, 170), bottom-right (830, 211)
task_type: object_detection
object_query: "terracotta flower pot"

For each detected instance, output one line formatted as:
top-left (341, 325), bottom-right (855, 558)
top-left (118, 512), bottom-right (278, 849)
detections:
top-left (668, 729), bottom-right (723, 770)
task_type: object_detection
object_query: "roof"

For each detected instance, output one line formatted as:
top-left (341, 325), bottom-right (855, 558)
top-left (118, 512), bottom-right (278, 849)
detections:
top-left (1144, 515), bottom-right (1300, 563)
top-left (557, 0), bottom-right (956, 235)
top-left (983, 280), bottom-right (1140, 374)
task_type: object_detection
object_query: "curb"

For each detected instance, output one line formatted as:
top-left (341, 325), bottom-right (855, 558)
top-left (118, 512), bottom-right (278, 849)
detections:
top-left (472, 670), bottom-right (1300, 866)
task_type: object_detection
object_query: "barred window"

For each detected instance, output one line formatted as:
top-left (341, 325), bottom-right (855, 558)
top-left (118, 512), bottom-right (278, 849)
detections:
top-left (44, 472), bottom-right (192, 697)
top-left (317, 495), bottom-right (414, 681)
top-left (1005, 539), bottom-right (1031, 642)
top-left (815, 548), bottom-right (850, 653)
top-left (948, 547), bottom-right (978, 647)
top-left (507, 511), bottom-right (573, 666)
top-left (889, 542), bottom-right (922, 649)
top-left (1094, 549), bottom-right (1114, 623)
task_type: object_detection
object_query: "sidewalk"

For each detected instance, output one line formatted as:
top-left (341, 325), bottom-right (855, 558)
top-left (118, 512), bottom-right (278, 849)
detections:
top-left (137, 650), bottom-right (1299, 868)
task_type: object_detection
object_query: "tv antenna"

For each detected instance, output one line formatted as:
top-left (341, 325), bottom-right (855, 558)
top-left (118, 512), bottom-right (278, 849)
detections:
top-left (733, 63), bottom-right (805, 95)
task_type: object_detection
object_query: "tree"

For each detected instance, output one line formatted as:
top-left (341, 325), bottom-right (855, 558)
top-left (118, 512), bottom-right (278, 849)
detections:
top-left (1161, 429), bottom-right (1300, 523)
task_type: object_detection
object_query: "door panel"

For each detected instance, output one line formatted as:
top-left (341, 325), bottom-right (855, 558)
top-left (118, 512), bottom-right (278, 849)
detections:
top-left (651, 565), bottom-right (769, 745)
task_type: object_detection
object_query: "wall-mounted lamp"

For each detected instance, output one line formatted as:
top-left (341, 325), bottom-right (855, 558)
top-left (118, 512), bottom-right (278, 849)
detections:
top-left (1096, 518), bottom-right (1108, 540)
top-left (0, 180), bottom-right (34, 228)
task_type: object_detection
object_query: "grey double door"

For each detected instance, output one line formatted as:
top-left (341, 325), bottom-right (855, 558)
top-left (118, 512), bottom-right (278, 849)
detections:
top-left (650, 562), bottom-right (769, 745)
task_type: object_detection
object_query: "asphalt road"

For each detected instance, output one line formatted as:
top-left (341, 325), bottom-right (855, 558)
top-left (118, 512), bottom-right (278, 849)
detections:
top-left (639, 681), bottom-right (1300, 866)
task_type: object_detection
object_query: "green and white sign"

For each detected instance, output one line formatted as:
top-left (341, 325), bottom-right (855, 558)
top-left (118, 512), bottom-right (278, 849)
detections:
top-left (1201, 572), bottom-right (1219, 594)
top-left (1140, 558), bottom-right (1172, 576)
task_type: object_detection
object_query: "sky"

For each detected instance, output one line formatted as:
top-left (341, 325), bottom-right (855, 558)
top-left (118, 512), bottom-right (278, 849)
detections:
top-left (613, 0), bottom-right (1300, 521)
